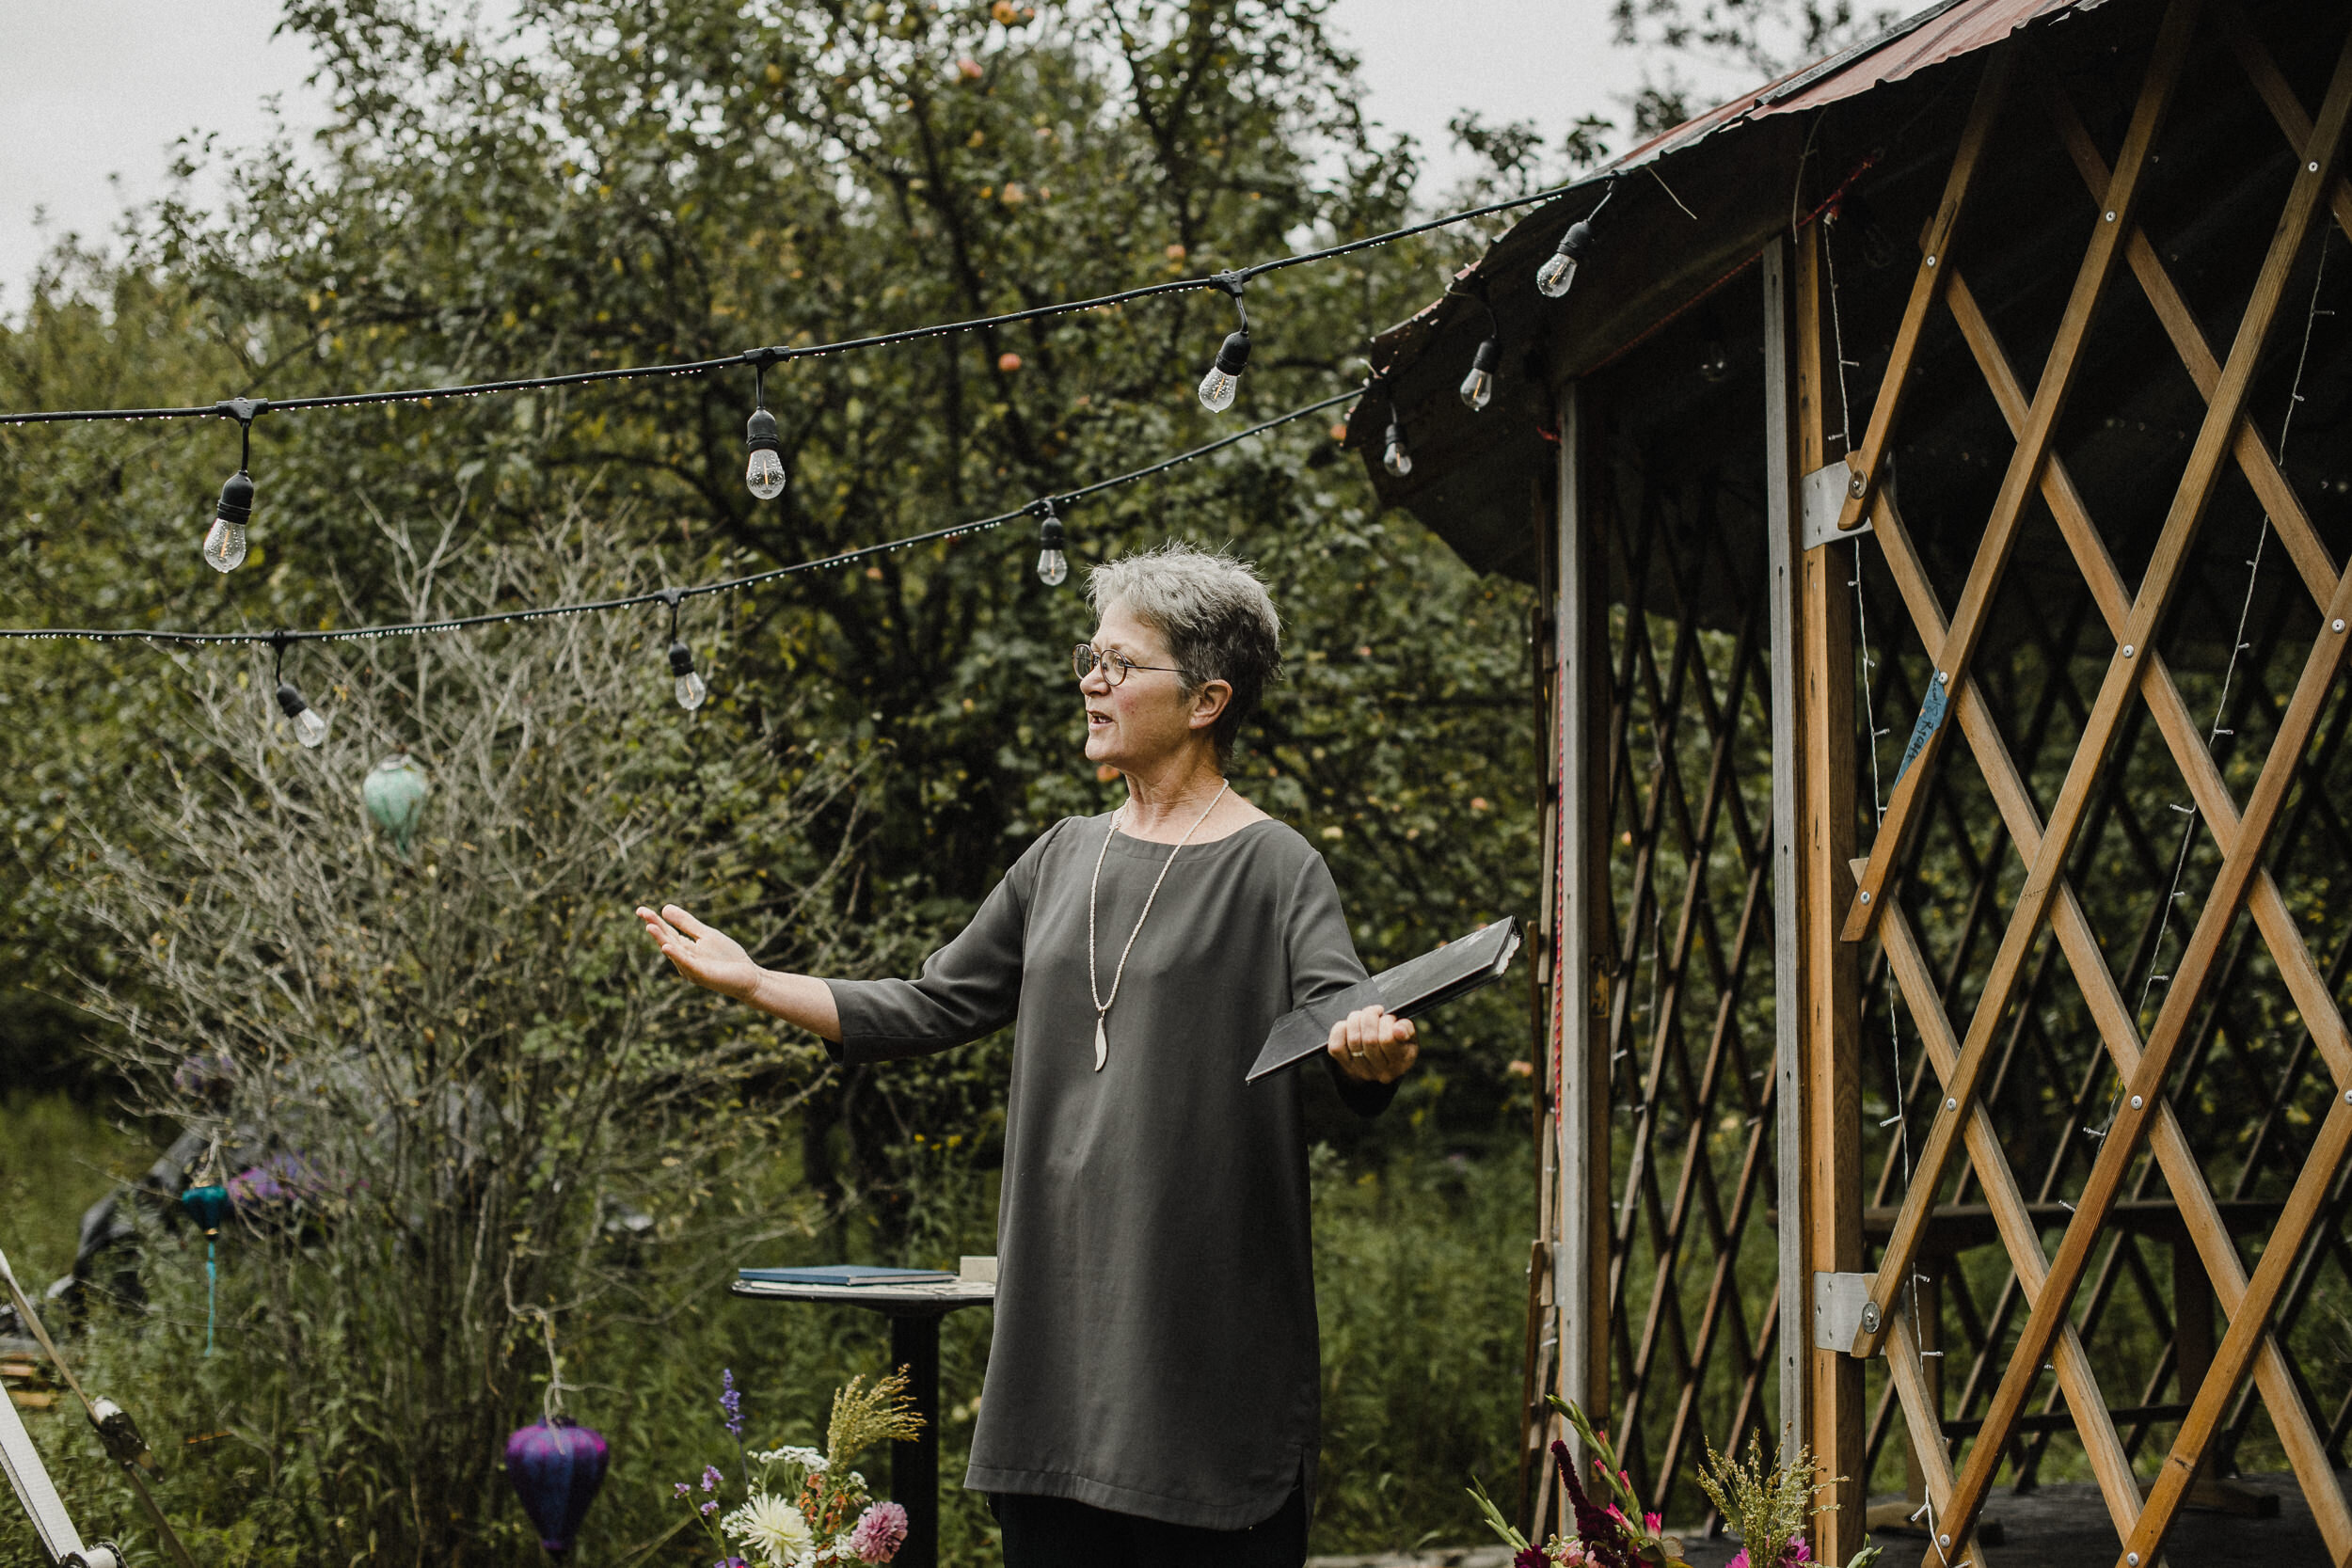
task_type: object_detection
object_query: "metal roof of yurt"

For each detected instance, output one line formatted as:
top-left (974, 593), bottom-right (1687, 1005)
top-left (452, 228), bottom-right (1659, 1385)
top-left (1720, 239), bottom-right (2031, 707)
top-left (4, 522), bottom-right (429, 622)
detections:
top-left (1345, 0), bottom-right (2352, 641)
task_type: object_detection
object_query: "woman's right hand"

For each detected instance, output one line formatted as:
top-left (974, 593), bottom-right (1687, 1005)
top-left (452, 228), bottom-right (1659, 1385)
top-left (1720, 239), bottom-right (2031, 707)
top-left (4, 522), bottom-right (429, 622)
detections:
top-left (636, 903), bottom-right (763, 1000)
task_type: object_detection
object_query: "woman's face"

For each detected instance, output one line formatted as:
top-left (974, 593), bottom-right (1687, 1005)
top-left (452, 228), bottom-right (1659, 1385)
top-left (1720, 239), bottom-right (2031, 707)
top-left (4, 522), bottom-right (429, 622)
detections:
top-left (1080, 602), bottom-right (1218, 774)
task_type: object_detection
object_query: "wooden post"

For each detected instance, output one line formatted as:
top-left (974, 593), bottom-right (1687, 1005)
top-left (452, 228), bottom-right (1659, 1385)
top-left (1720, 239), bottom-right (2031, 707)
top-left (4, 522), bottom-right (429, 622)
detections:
top-left (1789, 221), bottom-right (1867, 1560)
top-left (1762, 237), bottom-right (1811, 1474)
top-left (1553, 379), bottom-right (1613, 1478)
top-left (1523, 466), bottom-right (1563, 1536)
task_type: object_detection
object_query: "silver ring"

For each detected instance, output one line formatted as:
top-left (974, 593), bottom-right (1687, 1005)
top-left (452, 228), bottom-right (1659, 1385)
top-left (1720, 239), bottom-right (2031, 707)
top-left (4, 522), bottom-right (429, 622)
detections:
top-left (1348, 1046), bottom-right (1366, 1060)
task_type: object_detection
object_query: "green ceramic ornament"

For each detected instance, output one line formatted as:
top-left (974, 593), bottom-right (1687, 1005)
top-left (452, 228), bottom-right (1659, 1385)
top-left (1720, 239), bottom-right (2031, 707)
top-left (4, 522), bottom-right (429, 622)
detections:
top-left (363, 752), bottom-right (430, 854)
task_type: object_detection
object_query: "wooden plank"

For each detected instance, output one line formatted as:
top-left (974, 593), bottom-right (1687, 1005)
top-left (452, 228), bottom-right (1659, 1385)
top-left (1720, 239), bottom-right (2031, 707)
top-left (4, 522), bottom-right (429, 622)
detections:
top-left (1526, 466), bottom-right (1562, 1538)
top-left (1553, 378), bottom-right (1612, 1474)
top-left (1518, 1237), bottom-right (1555, 1532)
top-left (1835, 45), bottom-right (2018, 534)
top-left (1886, 1309), bottom-right (1993, 1566)
top-left (2042, 67), bottom-right (2340, 608)
top-left (1865, 487), bottom-right (2352, 1559)
top-left (1793, 219), bottom-right (1867, 1568)
top-left (2119, 1099), bottom-right (2352, 1568)
top-left (1848, 13), bottom-right (2352, 1363)
top-left (1840, 0), bottom-right (2203, 944)
top-left (1939, 268), bottom-right (2352, 1090)
top-left (1763, 233), bottom-right (1812, 1471)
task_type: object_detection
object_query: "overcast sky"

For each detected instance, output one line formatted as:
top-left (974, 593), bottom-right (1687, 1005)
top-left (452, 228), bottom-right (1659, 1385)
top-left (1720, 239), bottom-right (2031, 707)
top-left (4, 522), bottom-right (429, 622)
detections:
top-left (0, 1), bottom-right (1755, 313)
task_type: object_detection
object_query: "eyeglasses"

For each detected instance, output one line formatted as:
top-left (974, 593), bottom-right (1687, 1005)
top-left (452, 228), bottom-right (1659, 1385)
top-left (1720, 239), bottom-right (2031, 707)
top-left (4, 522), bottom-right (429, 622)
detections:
top-left (1073, 643), bottom-right (1182, 686)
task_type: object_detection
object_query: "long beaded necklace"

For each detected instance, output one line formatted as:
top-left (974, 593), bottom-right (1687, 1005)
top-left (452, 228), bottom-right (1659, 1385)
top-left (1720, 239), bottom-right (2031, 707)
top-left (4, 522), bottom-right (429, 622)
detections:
top-left (1086, 781), bottom-right (1229, 1071)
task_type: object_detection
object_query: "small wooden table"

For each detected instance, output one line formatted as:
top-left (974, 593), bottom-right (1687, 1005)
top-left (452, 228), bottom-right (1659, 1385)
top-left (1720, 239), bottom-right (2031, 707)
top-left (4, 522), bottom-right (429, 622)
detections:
top-left (729, 1275), bottom-right (995, 1568)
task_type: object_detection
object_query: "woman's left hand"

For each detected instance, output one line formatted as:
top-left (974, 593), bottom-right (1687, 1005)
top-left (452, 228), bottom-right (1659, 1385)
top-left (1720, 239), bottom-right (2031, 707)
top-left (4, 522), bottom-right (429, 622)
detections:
top-left (1327, 1005), bottom-right (1417, 1084)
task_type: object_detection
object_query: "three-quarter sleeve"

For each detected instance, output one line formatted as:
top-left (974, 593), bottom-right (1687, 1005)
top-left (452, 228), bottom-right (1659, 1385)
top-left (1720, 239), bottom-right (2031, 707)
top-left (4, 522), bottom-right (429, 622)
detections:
top-left (824, 833), bottom-right (1045, 1065)
top-left (1284, 850), bottom-right (1399, 1118)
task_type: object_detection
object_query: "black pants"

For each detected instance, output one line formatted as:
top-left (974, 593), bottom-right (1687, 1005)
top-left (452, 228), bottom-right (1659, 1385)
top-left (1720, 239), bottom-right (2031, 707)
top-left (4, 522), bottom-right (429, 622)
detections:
top-left (991, 1484), bottom-right (1307, 1568)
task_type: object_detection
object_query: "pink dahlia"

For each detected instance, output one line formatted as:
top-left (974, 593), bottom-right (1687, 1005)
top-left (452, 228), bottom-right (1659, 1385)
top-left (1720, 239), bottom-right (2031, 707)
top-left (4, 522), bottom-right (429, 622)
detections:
top-left (1725, 1538), bottom-right (1811, 1568)
top-left (848, 1501), bottom-right (909, 1563)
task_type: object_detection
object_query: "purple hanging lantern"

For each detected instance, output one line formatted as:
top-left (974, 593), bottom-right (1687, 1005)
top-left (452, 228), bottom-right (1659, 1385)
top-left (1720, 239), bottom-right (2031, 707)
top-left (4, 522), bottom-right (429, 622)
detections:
top-left (504, 1418), bottom-right (609, 1556)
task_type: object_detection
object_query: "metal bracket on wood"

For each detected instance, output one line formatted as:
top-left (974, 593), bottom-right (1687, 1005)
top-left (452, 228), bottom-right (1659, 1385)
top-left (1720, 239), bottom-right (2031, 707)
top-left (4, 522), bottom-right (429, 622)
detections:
top-left (1813, 1271), bottom-right (1879, 1353)
top-left (1800, 461), bottom-right (1881, 552)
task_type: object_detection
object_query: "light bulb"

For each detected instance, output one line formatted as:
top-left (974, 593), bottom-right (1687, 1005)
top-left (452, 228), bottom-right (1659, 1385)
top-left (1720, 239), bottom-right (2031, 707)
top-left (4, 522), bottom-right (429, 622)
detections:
top-left (744, 407), bottom-right (786, 499)
top-left (1036, 510), bottom-right (1069, 587)
top-left (668, 641), bottom-right (707, 711)
top-left (276, 681), bottom-right (326, 749)
top-left (206, 470), bottom-right (255, 573)
top-left (1198, 328), bottom-right (1250, 413)
top-left (1697, 307), bottom-right (1731, 383)
top-left (1536, 218), bottom-right (1595, 299)
top-left (203, 518), bottom-right (247, 574)
top-left (1459, 338), bottom-right (1500, 413)
top-left (1381, 415), bottom-right (1411, 478)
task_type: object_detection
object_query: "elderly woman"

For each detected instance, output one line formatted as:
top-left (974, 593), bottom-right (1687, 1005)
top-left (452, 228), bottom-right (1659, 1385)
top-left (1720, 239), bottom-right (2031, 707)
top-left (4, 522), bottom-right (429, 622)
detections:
top-left (636, 543), bottom-right (1415, 1568)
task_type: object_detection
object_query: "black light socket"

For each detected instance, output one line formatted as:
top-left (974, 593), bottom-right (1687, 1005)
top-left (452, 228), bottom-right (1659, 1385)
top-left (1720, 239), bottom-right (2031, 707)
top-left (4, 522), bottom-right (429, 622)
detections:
top-left (667, 641), bottom-right (697, 678)
top-left (216, 470), bottom-right (255, 526)
top-left (1212, 329), bottom-right (1251, 376)
top-left (1038, 512), bottom-right (1067, 550)
top-left (745, 406), bottom-right (780, 452)
top-left (275, 682), bottom-right (309, 720)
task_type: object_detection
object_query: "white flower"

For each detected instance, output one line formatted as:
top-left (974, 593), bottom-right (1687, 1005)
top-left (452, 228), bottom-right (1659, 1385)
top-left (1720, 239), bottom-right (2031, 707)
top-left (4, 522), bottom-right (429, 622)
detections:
top-left (751, 1446), bottom-right (829, 1474)
top-left (721, 1490), bottom-right (815, 1568)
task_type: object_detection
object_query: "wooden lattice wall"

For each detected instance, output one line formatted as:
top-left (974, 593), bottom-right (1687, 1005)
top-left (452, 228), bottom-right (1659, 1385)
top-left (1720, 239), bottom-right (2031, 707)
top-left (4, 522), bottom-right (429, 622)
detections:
top-left (1528, 4), bottom-right (2352, 1563)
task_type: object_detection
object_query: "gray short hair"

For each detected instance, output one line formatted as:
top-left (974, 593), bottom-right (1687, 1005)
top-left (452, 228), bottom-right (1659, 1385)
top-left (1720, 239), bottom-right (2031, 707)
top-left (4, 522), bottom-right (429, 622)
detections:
top-left (1089, 543), bottom-right (1282, 764)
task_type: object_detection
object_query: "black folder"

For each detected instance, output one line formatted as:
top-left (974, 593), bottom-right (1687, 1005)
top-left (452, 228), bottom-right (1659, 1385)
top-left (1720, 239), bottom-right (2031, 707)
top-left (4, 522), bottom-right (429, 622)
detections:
top-left (1247, 916), bottom-right (1522, 1083)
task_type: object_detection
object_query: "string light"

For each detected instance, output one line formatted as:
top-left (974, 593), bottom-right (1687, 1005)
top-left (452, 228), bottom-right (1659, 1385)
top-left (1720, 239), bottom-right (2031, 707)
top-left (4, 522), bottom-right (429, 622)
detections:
top-left (744, 358), bottom-right (785, 500)
top-left (1459, 340), bottom-right (1500, 411)
top-left (660, 589), bottom-right (707, 711)
top-left (1381, 410), bottom-right (1412, 478)
top-left (1535, 177), bottom-right (1618, 299)
top-left (1435, 272), bottom-right (1502, 413)
top-left (1198, 276), bottom-right (1252, 414)
top-left (1698, 305), bottom-right (1731, 383)
top-left (4, 176), bottom-right (1653, 574)
top-left (0, 384), bottom-right (1359, 749)
top-left (1034, 499), bottom-right (1069, 587)
top-left (203, 401), bottom-right (265, 573)
top-left (5, 179), bottom-right (1614, 437)
top-left (272, 635), bottom-right (327, 748)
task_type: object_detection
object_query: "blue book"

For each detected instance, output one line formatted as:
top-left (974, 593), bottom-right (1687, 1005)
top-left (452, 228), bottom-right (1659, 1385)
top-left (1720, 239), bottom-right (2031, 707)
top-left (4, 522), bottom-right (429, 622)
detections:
top-left (738, 1264), bottom-right (959, 1287)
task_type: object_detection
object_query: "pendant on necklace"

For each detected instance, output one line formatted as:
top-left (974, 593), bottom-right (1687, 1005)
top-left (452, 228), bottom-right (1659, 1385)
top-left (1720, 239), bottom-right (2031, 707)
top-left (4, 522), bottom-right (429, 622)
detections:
top-left (1093, 1015), bottom-right (1108, 1071)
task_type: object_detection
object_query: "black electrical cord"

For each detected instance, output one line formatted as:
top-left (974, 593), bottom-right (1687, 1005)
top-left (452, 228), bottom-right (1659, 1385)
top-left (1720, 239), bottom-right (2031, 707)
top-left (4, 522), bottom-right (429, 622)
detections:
top-left (0, 180), bottom-right (1611, 429)
top-left (0, 387), bottom-right (1358, 646)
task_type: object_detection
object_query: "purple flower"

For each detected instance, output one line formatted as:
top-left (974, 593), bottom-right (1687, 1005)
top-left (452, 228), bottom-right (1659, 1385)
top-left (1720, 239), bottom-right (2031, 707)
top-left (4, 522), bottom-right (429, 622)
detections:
top-left (700, 1499), bottom-right (719, 1517)
top-left (702, 1465), bottom-right (723, 1493)
top-left (675, 1481), bottom-right (691, 1498)
top-left (715, 1560), bottom-right (749, 1568)
top-left (721, 1369), bottom-right (744, 1439)
top-left (849, 1501), bottom-right (909, 1563)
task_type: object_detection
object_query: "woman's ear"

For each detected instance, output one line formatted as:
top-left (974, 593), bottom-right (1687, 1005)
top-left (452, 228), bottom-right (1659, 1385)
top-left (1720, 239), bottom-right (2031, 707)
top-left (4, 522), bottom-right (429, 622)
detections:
top-left (1187, 678), bottom-right (1234, 732)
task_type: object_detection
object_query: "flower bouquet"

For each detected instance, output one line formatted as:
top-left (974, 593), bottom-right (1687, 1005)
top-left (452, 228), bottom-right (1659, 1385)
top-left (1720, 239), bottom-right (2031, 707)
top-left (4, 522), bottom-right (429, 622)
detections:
top-left (1471, 1400), bottom-right (1885, 1568)
top-left (676, 1368), bottom-right (923, 1568)
top-left (1470, 1395), bottom-right (1693, 1568)
top-left (1694, 1431), bottom-right (1878, 1568)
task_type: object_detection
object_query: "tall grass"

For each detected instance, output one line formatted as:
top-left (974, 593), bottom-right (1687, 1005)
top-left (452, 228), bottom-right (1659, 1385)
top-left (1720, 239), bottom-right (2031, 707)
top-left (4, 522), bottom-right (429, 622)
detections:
top-left (0, 1094), bottom-right (155, 1294)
